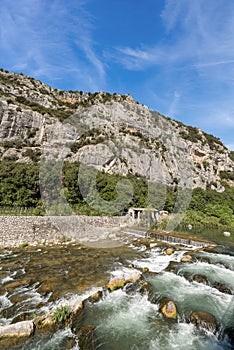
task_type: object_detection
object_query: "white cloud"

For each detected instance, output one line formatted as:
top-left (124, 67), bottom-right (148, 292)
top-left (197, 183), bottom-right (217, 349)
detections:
top-left (111, 0), bottom-right (234, 79)
top-left (107, 0), bottom-right (234, 147)
top-left (0, 0), bottom-right (106, 91)
top-left (113, 46), bottom-right (164, 70)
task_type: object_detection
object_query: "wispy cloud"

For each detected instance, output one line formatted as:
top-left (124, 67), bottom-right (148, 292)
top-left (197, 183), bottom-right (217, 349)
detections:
top-left (0, 0), bottom-right (106, 91)
top-left (167, 91), bottom-right (181, 117)
top-left (111, 0), bottom-right (234, 77)
top-left (108, 0), bottom-right (234, 145)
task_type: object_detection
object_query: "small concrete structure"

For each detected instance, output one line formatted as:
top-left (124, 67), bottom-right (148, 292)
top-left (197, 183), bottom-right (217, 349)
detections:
top-left (128, 207), bottom-right (162, 227)
top-left (223, 231), bottom-right (231, 237)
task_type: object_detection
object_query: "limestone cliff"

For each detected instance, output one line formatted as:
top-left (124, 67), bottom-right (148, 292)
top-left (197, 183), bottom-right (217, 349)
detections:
top-left (0, 68), bottom-right (233, 190)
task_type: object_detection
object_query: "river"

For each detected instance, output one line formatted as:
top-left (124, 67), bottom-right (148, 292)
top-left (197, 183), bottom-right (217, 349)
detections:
top-left (0, 233), bottom-right (233, 349)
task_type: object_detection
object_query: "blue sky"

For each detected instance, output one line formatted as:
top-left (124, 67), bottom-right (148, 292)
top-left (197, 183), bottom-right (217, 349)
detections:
top-left (0, 0), bottom-right (234, 150)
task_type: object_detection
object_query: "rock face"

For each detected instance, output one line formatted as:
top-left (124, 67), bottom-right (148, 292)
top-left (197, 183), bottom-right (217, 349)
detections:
top-left (0, 68), bottom-right (233, 190)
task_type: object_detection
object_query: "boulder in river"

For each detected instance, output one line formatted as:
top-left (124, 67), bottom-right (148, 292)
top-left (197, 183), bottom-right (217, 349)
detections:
top-left (0, 320), bottom-right (35, 338)
top-left (181, 254), bottom-right (192, 263)
top-left (142, 267), bottom-right (149, 273)
top-left (86, 290), bottom-right (103, 304)
top-left (165, 248), bottom-right (174, 255)
top-left (160, 300), bottom-right (177, 320)
top-left (0, 320), bottom-right (35, 349)
top-left (190, 311), bottom-right (217, 332)
top-left (139, 281), bottom-right (154, 301)
top-left (192, 274), bottom-right (208, 284)
top-left (78, 324), bottom-right (96, 350)
top-left (107, 270), bottom-right (141, 292)
top-left (213, 282), bottom-right (232, 295)
top-left (69, 299), bottom-right (84, 333)
top-left (150, 243), bottom-right (157, 249)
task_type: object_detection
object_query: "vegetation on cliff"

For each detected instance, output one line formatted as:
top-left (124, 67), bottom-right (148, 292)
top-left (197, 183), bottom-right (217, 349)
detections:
top-left (0, 160), bottom-right (233, 228)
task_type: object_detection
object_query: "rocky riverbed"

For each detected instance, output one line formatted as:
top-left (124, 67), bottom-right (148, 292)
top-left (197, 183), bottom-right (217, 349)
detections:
top-left (0, 232), bottom-right (233, 349)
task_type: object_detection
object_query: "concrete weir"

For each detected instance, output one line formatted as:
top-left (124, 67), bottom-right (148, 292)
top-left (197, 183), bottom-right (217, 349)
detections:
top-left (121, 227), bottom-right (215, 248)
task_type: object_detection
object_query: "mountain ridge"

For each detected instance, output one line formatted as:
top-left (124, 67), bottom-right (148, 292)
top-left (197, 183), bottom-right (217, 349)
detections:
top-left (0, 68), bottom-right (233, 191)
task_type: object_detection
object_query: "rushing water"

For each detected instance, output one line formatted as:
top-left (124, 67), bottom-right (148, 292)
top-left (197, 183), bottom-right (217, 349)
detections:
top-left (0, 235), bottom-right (233, 349)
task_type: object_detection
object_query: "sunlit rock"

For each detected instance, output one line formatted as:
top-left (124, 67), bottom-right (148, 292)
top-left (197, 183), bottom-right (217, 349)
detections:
top-left (106, 270), bottom-right (141, 292)
top-left (181, 254), bottom-right (192, 263)
top-left (165, 248), bottom-right (174, 255)
top-left (0, 320), bottom-right (34, 338)
top-left (160, 300), bottom-right (177, 319)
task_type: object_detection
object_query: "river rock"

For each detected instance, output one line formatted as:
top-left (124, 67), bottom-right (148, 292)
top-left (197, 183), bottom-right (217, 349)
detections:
top-left (0, 320), bottom-right (35, 349)
top-left (142, 267), bottom-right (149, 273)
top-left (213, 282), bottom-right (232, 295)
top-left (160, 300), bottom-right (177, 319)
top-left (78, 325), bottom-right (96, 350)
top-left (165, 261), bottom-right (178, 273)
top-left (190, 311), bottom-right (217, 332)
top-left (67, 300), bottom-right (84, 334)
top-left (107, 271), bottom-right (141, 292)
top-left (106, 278), bottom-right (126, 291)
top-left (69, 298), bottom-right (83, 315)
top-left (199, 257), bottom-right (210, 264)
top-left (128, 263), bottom-right (134, 268)
top-left (139, 281), bottom-right (154, 301)
top-left (192, 274), bottom-right (208, 284)
top-left (181, 254), bottom-right (192, 263)
top-left (86, 290), bottom-right (103, 303)
top-left (150, 243), bottom-right (157, 249)
top-left (34, 312), bottom-right (56, 330)
top-left (166, 248), bottom-right (174, 255)
top-left (0, 320), bottom-right (35, 338)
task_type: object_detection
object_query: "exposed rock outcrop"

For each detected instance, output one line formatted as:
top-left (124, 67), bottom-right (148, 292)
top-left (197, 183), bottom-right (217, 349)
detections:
top-left (0, 68), bottom-right (233, 190)
top-left (0, 320), bottom-right (35, 349)
top-left (0, 320), bottom-right (34, 338)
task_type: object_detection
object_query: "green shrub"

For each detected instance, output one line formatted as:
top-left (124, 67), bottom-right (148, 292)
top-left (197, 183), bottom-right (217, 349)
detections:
top-left (52, 305), bottom-right (71, 323)
top-left (203, 132), bottom-right (224, 150)
top-left (19, 242), bottom-right (28, 248)
top-left (220, 171), bottom-right (234, 181)
top-left (230, 151), bottom-right (234, 162)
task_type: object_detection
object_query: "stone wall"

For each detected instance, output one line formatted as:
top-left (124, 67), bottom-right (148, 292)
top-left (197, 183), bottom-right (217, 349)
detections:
top-left (0, 215), bottom-right (129, 247)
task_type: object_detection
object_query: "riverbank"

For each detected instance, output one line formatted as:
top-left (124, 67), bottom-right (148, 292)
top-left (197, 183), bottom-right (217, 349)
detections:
top-left (0, 215), bottom-right (128, 248)
top-left (0, 215), bottom-right (233, 250)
